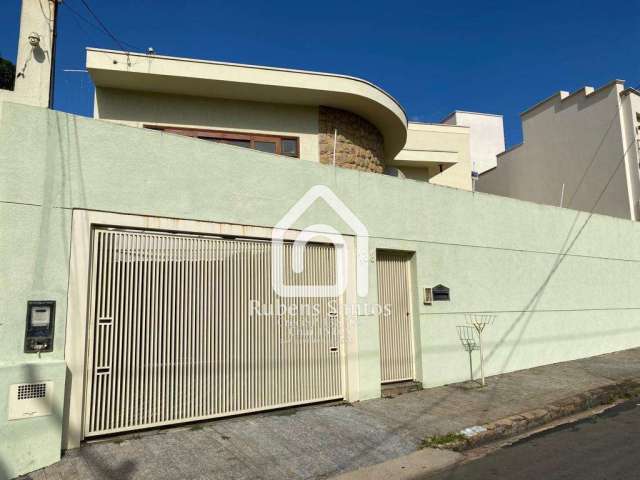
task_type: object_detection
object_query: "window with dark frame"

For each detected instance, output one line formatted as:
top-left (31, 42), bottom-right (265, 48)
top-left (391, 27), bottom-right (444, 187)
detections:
top-left (145, 125), bottom-right (299, 158)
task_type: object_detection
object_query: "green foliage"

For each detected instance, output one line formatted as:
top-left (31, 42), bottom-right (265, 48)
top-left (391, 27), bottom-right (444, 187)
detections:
top-left (421, 432), bottom-right (468, 449)
top-left (0, 56), bottom-right (16, 91)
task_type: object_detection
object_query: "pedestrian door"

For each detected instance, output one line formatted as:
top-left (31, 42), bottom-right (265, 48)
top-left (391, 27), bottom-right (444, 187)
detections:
top-left (376, 251), bottom-right (415, 383)
top-left (84, 228), bottom-right (343, 437)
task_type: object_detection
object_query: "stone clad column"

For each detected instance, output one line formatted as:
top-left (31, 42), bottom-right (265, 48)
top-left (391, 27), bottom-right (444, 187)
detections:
top-left (318, 106), bottom-right (386, 173)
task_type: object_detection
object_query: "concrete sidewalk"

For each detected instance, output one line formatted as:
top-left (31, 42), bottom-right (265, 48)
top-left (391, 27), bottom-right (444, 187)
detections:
top-left (23, 348), bottom-right (640, 480)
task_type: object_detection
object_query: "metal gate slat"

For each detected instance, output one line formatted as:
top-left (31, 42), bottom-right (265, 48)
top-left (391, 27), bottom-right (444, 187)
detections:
top-left (86, 228), bottom-right (344, 437)
top-left (377, 251), bottom-right (415, 383)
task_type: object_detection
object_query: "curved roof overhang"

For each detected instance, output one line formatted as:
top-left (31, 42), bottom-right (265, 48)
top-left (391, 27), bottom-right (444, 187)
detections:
top-left (86, 48), bottom-right (408, 159)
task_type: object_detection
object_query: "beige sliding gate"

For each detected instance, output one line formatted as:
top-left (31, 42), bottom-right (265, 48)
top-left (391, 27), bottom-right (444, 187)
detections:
top-left (376, 251), bottom-right (415, 383)
top-left (84, 228), bottom-right (343, 437)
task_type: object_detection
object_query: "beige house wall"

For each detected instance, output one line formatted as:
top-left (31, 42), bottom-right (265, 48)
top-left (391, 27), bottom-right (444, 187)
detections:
top-left (94, 87), bottom-right (321, 162)
top-left (86, 48), bottom-right (409, 160)
top-left (478, 81), bottom-right (638, 220)
top-left (90, 49), bottom-right (478, 191)
top-left (620, 91), bottom-right (640, 219)
top-left (394, 122), bottom-right (472, 191)
top-left (94, 88), bottom-right (476, 191)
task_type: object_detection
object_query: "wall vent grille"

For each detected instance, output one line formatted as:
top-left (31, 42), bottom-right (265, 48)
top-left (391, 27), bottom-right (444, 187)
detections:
top-left (17, 383), bottom-right (47, 400)
top-left (8, 381), bottom-right (54, 420)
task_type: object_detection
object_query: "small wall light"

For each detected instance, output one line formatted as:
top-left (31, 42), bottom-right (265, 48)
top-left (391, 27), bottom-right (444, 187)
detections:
top-left (28, 32), bottom-right (41, 48)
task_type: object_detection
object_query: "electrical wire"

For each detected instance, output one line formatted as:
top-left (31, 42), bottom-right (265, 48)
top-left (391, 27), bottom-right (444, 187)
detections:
top-left (49, 0), bottom-right (59, 108)
top-left (64, 0), bottom-right (142, 51)
top-left (62, 1), bottom-right (103, 34)
top-left (61, 1), bottom-right (118, 64)
top-left (582, 134), bottom-right (638, 219)
top-left (76, 0), bottom-right (125, 50)
top-left (564, 81), bottom-right (640, 211)
top-left (60, 0), bottom-right (640, 226)
top-left (73, 0), bottom-right (143, 52)
top-left (38, 0), bottom-right (54, 24)
top-left (62, 0), bottom-right (147, 69)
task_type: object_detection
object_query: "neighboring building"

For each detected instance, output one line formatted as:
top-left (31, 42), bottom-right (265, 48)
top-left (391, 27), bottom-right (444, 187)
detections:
top-left (442, 111), bottom-right (505, 174)
top-left (478, 80), bottom-right (640, 220)
top-left (87, 48), bottom-right (478, 191)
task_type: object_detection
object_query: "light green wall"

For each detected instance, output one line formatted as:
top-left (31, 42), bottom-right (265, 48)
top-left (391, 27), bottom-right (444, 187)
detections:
top-left (0, 204), bottom-right (71, 363)
top-left (2, 102), bottom-right (640, 477)
top-left (0, 104), bottom-right (73, 478)
top-left (0, 362), bottom-right (66, 480)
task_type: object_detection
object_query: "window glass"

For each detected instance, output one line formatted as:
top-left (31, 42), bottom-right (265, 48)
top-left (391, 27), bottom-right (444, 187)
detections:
top-left (223, 139), bottom-right (251, 148)
top-left (282, 139), bottom-right (297, 156)
top-left (254, 141), bottom-right (277, 153)
top-left (152, 126), bottom-right (300, 158)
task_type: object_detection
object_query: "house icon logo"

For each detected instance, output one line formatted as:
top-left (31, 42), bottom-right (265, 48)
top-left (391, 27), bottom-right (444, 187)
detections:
top-left (272, 185), bottom-right (369, 298)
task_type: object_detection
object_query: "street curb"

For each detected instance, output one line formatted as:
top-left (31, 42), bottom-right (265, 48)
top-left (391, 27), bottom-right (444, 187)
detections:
top-left (427, 378), bottom-right (640, 451)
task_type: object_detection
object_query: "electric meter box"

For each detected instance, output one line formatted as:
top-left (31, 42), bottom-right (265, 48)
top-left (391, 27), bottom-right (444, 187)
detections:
top-left (24, 301), bottom-right (55, 353)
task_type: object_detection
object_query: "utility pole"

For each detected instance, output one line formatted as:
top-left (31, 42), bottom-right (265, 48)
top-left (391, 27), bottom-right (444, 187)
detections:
top-left (12, 0), bottom-right (59, 108)
top-left (49, 0), bottom-right (60, 109)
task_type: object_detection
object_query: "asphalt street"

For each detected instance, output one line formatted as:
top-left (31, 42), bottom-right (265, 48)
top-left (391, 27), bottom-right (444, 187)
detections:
top-left (427, 398), bottom-right (640, 480)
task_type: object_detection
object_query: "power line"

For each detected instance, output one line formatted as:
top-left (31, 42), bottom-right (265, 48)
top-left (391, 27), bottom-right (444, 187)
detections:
top-left (61, 1), bottom-right (119, 63)
top-left (76, 0), bottom-right (124, 50)
top-left (62, 1), bottom-right (103, 35)
top-left (565, 81), bottom-right (640, 210)
top-left (74, 0), bottom-right (141, 52)
top-left (64, 0), bottom-right (142, 51)
top-left (49, 0), bottom-right (59, 108)
top-left (583, 135), bottom-right (637, 219)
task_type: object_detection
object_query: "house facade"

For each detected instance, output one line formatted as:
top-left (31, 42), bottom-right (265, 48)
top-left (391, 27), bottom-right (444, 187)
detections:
top-left (478, 80), bottom-right (640, 219)
top-left (3, 3), bottom-right (640, 479)
top-left (87, 48), bottom-right (476, 191)
top-left (6, 100), bottom-right (640, 478)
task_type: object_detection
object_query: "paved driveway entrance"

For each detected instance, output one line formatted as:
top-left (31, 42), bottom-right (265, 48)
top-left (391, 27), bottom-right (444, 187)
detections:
top-left (24, 348), bottom-right (640, 480)
top-left (29, 402), bottom-right (420, 480)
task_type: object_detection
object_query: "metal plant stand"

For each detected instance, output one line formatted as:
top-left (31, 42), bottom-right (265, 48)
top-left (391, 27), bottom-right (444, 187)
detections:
top-left (465, 314), bottom-right (496, 387)
top-left (457, 325), bottom-right (479, 383)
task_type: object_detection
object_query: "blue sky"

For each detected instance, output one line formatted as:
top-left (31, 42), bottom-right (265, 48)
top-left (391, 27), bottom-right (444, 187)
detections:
top-left (1, 0), bottom-right (638, 146)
